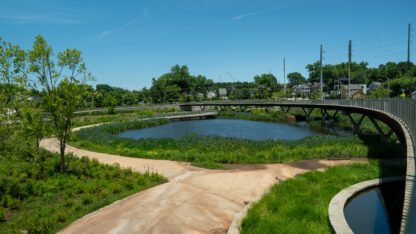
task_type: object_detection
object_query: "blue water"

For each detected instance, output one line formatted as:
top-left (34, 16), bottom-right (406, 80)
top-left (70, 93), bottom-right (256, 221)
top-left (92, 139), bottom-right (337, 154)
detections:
top-left (118, 119), bottom-right (342, 141)
top-left (344, 187), bottom-right (391, 234)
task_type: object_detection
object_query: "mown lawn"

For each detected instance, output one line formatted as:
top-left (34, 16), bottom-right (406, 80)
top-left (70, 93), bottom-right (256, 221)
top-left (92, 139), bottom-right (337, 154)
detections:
top-left (0, 149), bottom-right (167, 233)
top-left (240, 161), bottom-right (405, 234)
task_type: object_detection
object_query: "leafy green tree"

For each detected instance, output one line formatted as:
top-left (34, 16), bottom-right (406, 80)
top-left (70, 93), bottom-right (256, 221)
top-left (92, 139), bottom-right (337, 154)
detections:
top-left (28, 35), bottom-right (92, 172)
top-left (254, 73), bottom-right (277, 88)
top-left (19, 104), bottom-right (49, 155)
top-left (0, 37), bottom-right (27, 149)
top-left (150, 65), bottom-right (214, 103)
top-left (104, 94), bottom-right (117, 114)
top-left (287, 72), bottom-right (306, 87)
top-left (386, 76), bottom-right (416, 97)
top-left (369, 87), bottom-right (391, 99)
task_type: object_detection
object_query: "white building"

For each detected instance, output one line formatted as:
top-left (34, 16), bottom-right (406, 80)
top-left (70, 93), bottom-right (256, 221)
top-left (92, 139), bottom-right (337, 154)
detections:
top-left (219, 88), bottom-right (227, 99)
top-left (340, 84), bottom-right (367, 99)
top-left (294, 84), bottom-right (311, 96)
top-left (207, 91), bottom-right (216, 99)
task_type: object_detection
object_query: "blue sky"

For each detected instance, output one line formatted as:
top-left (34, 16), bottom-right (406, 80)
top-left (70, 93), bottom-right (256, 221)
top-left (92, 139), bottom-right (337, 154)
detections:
top-left (1, 0), bottom-right (415, 90)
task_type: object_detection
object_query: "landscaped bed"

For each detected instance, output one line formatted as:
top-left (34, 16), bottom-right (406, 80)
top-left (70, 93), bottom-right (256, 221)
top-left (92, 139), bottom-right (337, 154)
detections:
top-left (240, 160), bottom-right (405, 233)
top-left (0, 149), bottom-right (167, 233)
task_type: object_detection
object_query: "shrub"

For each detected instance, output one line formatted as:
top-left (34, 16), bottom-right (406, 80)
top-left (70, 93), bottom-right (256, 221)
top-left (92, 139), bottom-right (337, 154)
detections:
top-left (0, 207), bottom-right (5, 222)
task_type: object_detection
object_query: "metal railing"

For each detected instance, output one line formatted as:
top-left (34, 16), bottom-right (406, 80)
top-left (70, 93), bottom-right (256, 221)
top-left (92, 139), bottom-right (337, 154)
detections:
top-left (134, 110), bottom-right (218, 121)
top-left (75, 104), bottom-right (179, 115)
top-left (183, 99), bottom-right (416, 233)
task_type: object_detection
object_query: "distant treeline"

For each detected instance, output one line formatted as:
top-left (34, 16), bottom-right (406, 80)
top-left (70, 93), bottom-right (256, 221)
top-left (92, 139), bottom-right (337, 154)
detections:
top-left (89, 61), bottom-right (416, 105)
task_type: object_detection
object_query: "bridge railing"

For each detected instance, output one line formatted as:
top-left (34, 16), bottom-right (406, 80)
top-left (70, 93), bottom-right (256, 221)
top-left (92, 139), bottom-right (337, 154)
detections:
top-left (134, 110), bottom-right (217, 120)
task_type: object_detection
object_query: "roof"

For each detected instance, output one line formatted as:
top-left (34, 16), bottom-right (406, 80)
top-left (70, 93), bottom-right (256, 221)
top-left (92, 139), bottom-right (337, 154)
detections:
top-left (341, 84), bottom-right (365, 90)
top-left (219, 88), bottom-right (227, 95)
top-left (369, 81), bottom-right (382, 85)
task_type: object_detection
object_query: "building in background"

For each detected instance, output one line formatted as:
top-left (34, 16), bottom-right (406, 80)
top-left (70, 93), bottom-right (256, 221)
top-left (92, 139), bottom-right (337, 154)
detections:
top-left (368, 81), bottom-right (382, 93)
top-left (294, 84), bottom-right (311, 96)
top-left (207, 91), bottom-right (216, 100)
top-left (219, 88), bottom-right (228, 99)
top-left (340, 84), bottom-right (367, 99)
top-left (333, 77), bottom-right (349, 95)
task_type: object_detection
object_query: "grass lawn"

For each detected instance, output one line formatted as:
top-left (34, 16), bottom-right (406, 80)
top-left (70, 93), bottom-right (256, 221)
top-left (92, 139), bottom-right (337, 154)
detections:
top-left (0, 149), bottom-right (167, 233)
top-left (240, 160), bottom-right (405, 234)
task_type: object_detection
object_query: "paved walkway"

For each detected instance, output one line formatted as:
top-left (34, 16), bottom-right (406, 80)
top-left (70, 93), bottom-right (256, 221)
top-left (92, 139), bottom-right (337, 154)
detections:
top-left (40, 135), bottom-right (365, 234)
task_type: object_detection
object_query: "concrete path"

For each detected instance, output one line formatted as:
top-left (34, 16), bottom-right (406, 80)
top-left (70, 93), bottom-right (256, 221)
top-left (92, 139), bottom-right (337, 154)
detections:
top-left (40, 137), bottom-right (365, 234)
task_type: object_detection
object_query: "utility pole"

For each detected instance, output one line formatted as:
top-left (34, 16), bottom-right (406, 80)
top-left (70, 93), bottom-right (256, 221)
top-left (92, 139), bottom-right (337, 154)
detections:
top-left (408, 23), bottom-right (411, 64)
top-left (283, 57), bottom-right (286, 94)
top-left (320, 44), bottom-right (323, 96)
top-left (408, 23), bottom-right (413, 93)
top-left (348, 40), bottom-right (352, 99)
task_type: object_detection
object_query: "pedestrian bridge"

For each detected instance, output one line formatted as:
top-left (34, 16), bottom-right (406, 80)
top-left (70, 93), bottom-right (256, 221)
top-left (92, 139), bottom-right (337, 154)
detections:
top-left (180, 99), bottom-right (416, 233)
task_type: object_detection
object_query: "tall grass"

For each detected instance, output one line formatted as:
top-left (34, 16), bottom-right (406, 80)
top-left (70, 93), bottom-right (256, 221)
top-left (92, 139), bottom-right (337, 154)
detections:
top-left (240, 161), bottom-right (405, 233)
top-left (0, 149), bottom-right (167, 233)
top-left (71, 118), bottom-right (403, 169)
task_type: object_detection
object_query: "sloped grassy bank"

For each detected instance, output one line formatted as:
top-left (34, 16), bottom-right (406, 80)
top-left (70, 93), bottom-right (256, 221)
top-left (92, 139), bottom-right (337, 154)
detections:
top-left (0, 149), bottom-right (167, 233)
top-left (240, 160), bottom-right (405, 233)
top-left (71, 118), bottom-right (403, 169)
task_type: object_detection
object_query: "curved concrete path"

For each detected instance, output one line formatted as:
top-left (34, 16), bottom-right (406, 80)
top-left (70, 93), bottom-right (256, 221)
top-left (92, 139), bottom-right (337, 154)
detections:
top-left (41, 135), bottom-right (365, 234)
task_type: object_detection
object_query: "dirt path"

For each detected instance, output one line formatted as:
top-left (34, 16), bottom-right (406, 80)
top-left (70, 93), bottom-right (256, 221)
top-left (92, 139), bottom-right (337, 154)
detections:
top-left (40, 137), bottom-right (365, 234)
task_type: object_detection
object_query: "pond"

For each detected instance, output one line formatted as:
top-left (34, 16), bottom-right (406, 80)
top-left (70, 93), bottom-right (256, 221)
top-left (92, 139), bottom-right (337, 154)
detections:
top-left (344, 181), bottom-right (404, 234)
top-left (118, 118), bottom-right (350, 141)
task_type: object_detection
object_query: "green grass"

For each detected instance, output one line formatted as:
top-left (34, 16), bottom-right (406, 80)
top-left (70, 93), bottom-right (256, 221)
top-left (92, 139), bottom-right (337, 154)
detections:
top-left (0, 149), bottom-right (167, 233)
top-left (70, 117), bottom-right (403, 169)
top-left (240, 160), bottom-right (405, 234)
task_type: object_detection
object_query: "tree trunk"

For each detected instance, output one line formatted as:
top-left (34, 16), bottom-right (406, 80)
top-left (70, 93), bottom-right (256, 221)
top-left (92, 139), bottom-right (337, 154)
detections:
top-left (59, 138), bottom-right (66, 172)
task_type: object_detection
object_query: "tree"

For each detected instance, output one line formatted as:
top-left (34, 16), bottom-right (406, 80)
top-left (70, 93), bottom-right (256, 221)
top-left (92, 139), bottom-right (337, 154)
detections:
top-left (19, 103), bottom-right (48, 155)
top-left (149, 65), bottom-right (214, 103)
top-left (369, 87), bottom-right (391, 99)
top-left (287, 72), bottom-right (306, 87)
top-left (0, 37), bottom-right (26, 149)
top-left (104, 94), bottom-right (117, 114)
top-left (28, 35), bottom-right (92, 172)
top-left (254, 73), bottom-right (277, 88)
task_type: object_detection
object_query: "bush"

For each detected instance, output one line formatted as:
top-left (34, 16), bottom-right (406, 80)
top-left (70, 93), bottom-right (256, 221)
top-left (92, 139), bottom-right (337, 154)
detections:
top-left (0, 147), bottom-right (167, 233)
top-left (0, 207), bottom-right (5, 222)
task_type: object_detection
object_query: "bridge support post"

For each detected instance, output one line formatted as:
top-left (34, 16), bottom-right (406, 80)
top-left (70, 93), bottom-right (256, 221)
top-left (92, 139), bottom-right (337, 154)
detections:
top-left (330, 110), bottom-right (339, 121)
top-left (346, 113), bottom-right (366, 133)
top-left (320, 108), bottom-right (327, 121)
top-left (265, 106), bottom-right (270, 113)
top-left (368, 117), bottom-right (395, 141)
top-left (301, 107), bottom-right (314, 122)
top-left (281, 106), bottom-right (290, 113)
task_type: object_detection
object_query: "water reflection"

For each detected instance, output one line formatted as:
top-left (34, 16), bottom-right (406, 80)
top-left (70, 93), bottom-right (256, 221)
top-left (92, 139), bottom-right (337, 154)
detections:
top-left (344, 182), bottom-right (404, 234)
top-left (119, 119), bottom-right (350, 141)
